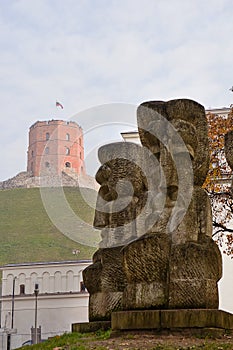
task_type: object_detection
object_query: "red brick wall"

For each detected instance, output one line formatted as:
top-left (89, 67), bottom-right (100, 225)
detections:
top-left (27, 120), bottom-right (85, 176)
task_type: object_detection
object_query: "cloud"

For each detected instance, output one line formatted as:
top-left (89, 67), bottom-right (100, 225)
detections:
top-left (1, 0), bottom-right (233, 180)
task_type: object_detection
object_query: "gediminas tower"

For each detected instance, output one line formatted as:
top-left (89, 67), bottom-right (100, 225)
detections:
top-left (27, 120), bottom-right (85, 177)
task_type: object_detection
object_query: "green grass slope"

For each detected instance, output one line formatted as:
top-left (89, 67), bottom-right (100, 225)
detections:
top-left (18, 330), bottom-right (233, 350)
top-left (0, 187), bottom-right (97, 265)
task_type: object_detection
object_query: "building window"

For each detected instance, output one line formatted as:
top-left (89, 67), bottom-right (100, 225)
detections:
top-left (81, 166), bottom-right (84, 173)
top-left (31, 150), bottom-right (34, 157)
top-left (80, 152), bottom-right (82, 159)
top-left (79, 138), bottom-right (82, 146)
top-left (45, 147), bottom-right (49, 154)
top-left (80, 281), bottom-right (86, 292)
top-left (45, 161), bottom-right (50, 168)
top-left (66, 147), bottom-right (70, 155)
top-left (20, 284), bottom-right (25, 295)
top-left (65, 162), bottom-right (71, 168)
top-left (46, 132), bottom-right (50, 141)
top-left (66, 133), bottom-right (70, 141)
top-left (31, 162), bottom-right (33, 171)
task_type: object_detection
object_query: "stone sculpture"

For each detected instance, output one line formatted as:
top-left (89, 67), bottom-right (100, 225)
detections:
top-left (83, 98), bottom-right (222, 323)
top-left (83, 142), bottom-right (153, 321)
top-left (123, 99), bottom-right (222, 310)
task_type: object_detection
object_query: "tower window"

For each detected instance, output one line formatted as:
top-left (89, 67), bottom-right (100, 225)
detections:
top-left (46, 132), bottom-right (50, 141)
top-left (65, 162), bottom-right (71, 168)
top-left (31, 150), bottom-right (34, 157)
top-left (80, 152), bottom-right (82, 159)
top-left (45, 147), bottom-right (49, 154)
top-left (66, 133), bottom-right (70, 141)
top-left (79, 138), bottom-right (82, 146)
top-left (66, 147), bottom-right (70, 155)
top-left (45, 161), bottom-right (50, 168)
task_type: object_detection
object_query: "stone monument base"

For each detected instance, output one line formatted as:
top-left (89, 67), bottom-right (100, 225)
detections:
top-left (72, 309), bottom-right (233, 338)
top-left (111, 309), bottom-right (233, 336)
top-left (72, 321), bottom-right (111, 333)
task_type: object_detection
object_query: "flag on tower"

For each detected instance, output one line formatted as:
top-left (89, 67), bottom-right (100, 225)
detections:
top-left (56, 101), bottom-right (64, 109)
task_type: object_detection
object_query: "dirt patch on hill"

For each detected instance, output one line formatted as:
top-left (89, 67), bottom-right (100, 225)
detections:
top-left (84, 331), bottom-right (233, 349)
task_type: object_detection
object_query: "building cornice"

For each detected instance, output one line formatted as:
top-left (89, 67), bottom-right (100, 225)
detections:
top-left (0, 260), bottom-right (92, 271)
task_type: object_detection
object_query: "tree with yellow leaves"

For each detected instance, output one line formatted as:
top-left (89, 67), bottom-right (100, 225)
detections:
top-left (203, 109), bottom-right (233, 256)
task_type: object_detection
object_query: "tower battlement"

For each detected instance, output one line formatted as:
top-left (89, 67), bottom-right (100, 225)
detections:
top-left (30, 120), bottom-right (82, 130)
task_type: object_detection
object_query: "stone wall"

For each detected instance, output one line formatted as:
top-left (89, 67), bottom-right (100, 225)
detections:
top-left (0, 171), bottom-right (98, 190)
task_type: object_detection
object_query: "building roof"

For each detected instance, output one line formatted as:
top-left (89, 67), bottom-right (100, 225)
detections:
top-left (205, 107), bottom-right (231, 115)
top-left (0, 259), bottom-right (92, 270)
top-left (121, 130), bottom-right (138, 135)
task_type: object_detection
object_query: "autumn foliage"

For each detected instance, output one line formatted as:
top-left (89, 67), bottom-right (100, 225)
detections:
top-left (203, 109), bottom-right (233, 256)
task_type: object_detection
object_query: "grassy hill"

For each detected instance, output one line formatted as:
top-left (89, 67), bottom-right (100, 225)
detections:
top-left (0, 187), bottom-right (98, 266)
top-left (18, 329), bottom-right (233, 350)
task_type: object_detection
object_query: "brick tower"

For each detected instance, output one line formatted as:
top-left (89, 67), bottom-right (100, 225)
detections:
top-left (27, 120), bottom-right (85, 177)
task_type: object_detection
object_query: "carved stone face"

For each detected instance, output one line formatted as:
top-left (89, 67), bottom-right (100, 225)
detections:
top-left (93, 142), bottom-right (149, 231)
top-left (137, 99), bottom-right (210, 186)
top-left (96, 159), bottom-right (147, 201)
top-left (159, 119), bottom-right (197, 207)
top-left (136, 99), bottom-right (210, 236)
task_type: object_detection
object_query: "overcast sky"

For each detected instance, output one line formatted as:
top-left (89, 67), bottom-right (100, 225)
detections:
top-left (1, 0), bottom-right (233, 313)
top-left (1, 0), bottom-right (233, 181)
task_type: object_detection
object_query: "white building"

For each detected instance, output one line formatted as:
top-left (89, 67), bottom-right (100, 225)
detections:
top-left (205, 107), bottom-right (231, 118)
top-left (0, 260), bottom-right (91, 350)
top-left (120, 130), bottom-right (141, 144)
